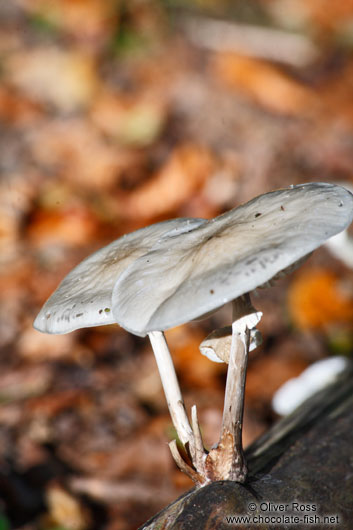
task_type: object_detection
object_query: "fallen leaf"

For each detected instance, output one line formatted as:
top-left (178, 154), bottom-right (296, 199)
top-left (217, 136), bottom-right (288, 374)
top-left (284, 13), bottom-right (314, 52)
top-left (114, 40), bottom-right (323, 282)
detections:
top-left (166, 326), bottom-right (225, 390)
top-left (123, 144), bottom-right (216, 219)
top-left (91, 90), bottom-right (167, 146)
top-left (6, 47), bottom-right (98, 110)
top-left (45, 485), bottom-right (90, 530)
top-left (0, 85), bottom-right (43, 125)
top-left (27, 205), bottom-right (97, 248)
top-left (27, 389), bottom-right (91, 417)
top-left (213, 53), bottom-right (314, 115)
top-left (288, 268), bottom-right (353, 330)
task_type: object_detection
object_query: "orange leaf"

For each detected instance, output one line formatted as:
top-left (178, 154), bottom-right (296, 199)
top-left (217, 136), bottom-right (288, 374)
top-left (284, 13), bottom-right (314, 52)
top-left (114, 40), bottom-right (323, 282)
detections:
top-left (28, 206), bottom-right (97, 247)
top-left (288, 268), bottom-right (353, 330)
top-left (0, 86), bottom-right (42, 125)
top-left (166, 326), bottom-right (225, 390)
top-left (123, 144), bottom-right (216, 220)
top-left (213, 53), bottom-right (314, 116)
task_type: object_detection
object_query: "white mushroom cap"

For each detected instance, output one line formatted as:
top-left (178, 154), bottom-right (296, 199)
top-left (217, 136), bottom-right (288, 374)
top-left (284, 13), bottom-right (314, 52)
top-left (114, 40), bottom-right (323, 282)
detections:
top-left (112, 183), bottom-right (353, 336)
top-left (199, 294), bottom-right (263, 363)
top-left (34, 218), bottom-right (206, 334)
top-left (199, 325), bottom-right (263, 363)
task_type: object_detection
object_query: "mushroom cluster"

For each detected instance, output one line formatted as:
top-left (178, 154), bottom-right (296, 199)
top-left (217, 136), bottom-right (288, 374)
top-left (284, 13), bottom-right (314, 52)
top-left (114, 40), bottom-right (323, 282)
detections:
top-left (34, 183), bottom-right (353, 486)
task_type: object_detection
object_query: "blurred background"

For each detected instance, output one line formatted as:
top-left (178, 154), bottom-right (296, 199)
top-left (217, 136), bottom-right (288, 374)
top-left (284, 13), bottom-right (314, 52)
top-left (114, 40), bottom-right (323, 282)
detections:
top-left (1, 1), bottom-right (353, 528)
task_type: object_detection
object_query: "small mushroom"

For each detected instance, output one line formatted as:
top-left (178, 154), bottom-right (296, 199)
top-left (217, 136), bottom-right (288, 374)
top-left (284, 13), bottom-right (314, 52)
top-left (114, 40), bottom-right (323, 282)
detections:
top-left (34, 183), bottom-right (353, 486)
top-left (199, 296), bottom-right (263, 363)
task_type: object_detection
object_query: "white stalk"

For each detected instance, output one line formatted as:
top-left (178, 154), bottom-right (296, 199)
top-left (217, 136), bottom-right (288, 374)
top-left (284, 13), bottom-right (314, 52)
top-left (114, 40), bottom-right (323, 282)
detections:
top-left (221, 319), bottom-right (249, 477)
top-left (148, 331), bottom-right (194, 448)
top-left (220, 294), bottom-right (262, 480)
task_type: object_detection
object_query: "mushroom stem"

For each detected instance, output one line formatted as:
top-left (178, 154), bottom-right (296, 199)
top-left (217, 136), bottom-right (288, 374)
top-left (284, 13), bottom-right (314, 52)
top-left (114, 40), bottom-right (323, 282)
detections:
top-left (148, 331), bottom-right (195, 450)
top-left (220, 294), bottom-right (261, 482)
top-left (220, 320), bottom-right (250, 481)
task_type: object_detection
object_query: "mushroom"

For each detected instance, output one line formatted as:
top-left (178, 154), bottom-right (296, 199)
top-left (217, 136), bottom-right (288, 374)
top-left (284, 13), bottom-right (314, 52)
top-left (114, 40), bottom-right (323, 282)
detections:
top-left (34, 217), bottom-right (206, 334)
top-left (34, 216), bottom-right (207, 471)
top-left (34, 182), bottom-right (353, 486)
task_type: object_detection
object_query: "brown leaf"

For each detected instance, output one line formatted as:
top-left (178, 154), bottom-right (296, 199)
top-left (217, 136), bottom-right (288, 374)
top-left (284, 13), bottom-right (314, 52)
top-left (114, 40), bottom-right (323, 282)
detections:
top-left (213, 53), bottom-right (314, 115)
top-left (27, 389), bottom-right (92, 417)
top-left (123, 144), bottom-right (216, 220)
top-left (0, 85), bottom-right (43, 125)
